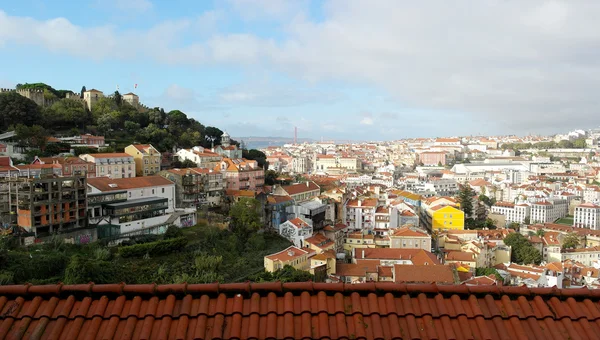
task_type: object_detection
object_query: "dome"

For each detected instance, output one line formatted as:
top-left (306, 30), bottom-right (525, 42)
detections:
top-left (222, 131), bottom-right (230, 137)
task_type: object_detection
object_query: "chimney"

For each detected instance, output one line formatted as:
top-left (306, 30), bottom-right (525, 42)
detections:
top-left (358, 200), bottom-right (362, 207)
top-left (362, 249), bottom-right (365, 259)
top-left (306, 181), bottom-right (309, 187)
top-left (288, 250), bottom-right (294, 256)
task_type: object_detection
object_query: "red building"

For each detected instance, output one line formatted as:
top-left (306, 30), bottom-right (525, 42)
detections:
top-left (418, 151), bottom-right (447, 166)
top-left (34, 156), bottom-right (96, 178)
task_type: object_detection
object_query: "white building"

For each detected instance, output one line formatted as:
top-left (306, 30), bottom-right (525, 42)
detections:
top-left (583, 187), bottom-right (600, 204)
top-left (344, 198), bottom-right (378, 230)
top-left (530, 199), bottom-right (568, 224)
top-left (279, 217), bottom-right (313, 248)
top-left (491, 202), bottom-right (530, 224)
top-left (87, 176), bottom-right (196, 235)
top-left (176, 147), bottom-right (223, 168)
top-left (291, 156), bottom-right (309, 174)
top-left (562, 246), bottom-right (600, 266)
top-left (79, 153), bottom-right (135, 179)
top-left (574, 203), bottom-right (600, 229)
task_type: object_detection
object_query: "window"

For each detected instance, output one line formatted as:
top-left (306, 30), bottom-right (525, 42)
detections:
top-left (128, 192), bottom-right (132, 198)
top-left (162, 188), bottom-right (165, 193)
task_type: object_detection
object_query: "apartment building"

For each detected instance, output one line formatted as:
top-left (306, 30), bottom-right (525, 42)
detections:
top-left (86, 176), bottom-right (195, 235)
top-left (344, 198), bottom-right (378, 230)
top-left (491, 201), bottom-right (530, 224)
top-left (418, 152), bottom-right (447, 166)
top-left (530, 199), bottom-right (568, 224)
top-left (217, 158), bottom-right (265, 191)
top-left (159, 168), bottom-right (224, 208)
top-left (35, 156), bottom-right (96, 178)
top-left (7, 174), bottom-right (87, 237)
top-left (574, 203), bottom-right (600, 229)
top-left (176, 146), bottom-right (223, 168)
top-left (124, 144), bottom-right (161, 177)
top-left (278, 217), bottom-right (313, 248)
top-left (562, 246), bottom-right (600, 266)
top-left (264, 246), bottom-right (313, 272)
top-left (79, 153), bottom-right (135, 179)
top-left (389, 227), bottom-right (431, 250)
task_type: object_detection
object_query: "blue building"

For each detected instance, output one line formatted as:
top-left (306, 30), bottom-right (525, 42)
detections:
top-left (267, 195), bottom-right (295, 231)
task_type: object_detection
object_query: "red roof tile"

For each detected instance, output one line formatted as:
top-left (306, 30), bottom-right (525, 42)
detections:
top-left (281, 181), bottom-right (320, 195)
top-left (2, 282), bottom-right (600, 339)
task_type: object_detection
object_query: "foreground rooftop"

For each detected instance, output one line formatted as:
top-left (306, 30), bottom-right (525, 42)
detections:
top-left (1, 282), bottom-right (599, 339)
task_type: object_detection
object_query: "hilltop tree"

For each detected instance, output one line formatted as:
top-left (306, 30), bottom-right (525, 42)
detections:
top-left (113, 91), bottom-right (123, 107)
top-left (204, 126), bottom-right (223, 147)
top-left (14, 124), bottom-right (49, 150)
top-left (243, 149), bottom-right (268, 169)
top-left (0, 92), bottom-right (41, 130)
top-left (80, 86), bottom-right (86, 98)
top-left (44, 98), bottom-right (88, 130)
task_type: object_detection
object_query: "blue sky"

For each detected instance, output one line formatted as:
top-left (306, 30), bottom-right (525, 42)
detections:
top-left (1, 0), bottom-right (599, 140)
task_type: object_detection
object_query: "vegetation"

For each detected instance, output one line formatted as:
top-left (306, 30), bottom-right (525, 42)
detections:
top-left (457, 183), bottom-right (475, 228)
top-left (0, 223), bottom-right (294, 285)
top-left (0, 84), bottom-right (236, 156)
top-left (251, 265), bottom-right (314, 283)
top-left (475, 267), bottom-right (503, 282)
top-left (561, 232), bottom-right (580, 250)
top-left (503, 233), bottom-right (542, 265)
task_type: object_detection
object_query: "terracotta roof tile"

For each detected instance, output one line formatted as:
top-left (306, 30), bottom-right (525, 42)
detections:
top-left (2, 282), bottom-right (600, 339)
top-left (281, 181), bottom-right (320, 195)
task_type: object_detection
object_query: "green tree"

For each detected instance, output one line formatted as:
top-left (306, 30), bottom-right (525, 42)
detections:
top-left (204, 126), bottom-right (223, 147)
top-left (475, 267), bottom-right (503, 281)
top-left (14, 124), bottom-right (49, 150)
top-left (229, 198), bottom-right (262, 241)
top-left (250, 265), bottom-right (314, 283)
top-left (243, 149), bottom-right (268, 169)
top-left (0, 92), bottom-right (41, 130)
top-left (573, 138), bottom-right (587, 148)
top-left (523, 216), bottom-right (531, 225)
top-left (558, 140), bottom-right (574, 148)
top-left (265, 170), bottom-right (279, 186)
top-left (504, 232), bottom-right (542, 264)
top-left (80, 86), bottom-right (86, 98)
top-left (113, 91), bottom-right (123, 107)
top-left (63, 255), bottom-right (116, 284)
top-left (561, 232), bottom-right (580, 250)
top-left (457, 183), bottom-right (476, 228)
top-left (44, 98), bottom-right (88, 129)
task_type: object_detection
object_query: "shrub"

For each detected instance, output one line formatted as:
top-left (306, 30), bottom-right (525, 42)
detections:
top-left (63, 256), bottom-right (116, 284)
top-left (164, 225), bottom-right (184, 239)
top-left (118, 237), bottom-right (188, 258)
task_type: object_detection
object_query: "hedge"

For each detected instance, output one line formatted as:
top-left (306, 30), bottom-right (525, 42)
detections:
top-left (118, 237), bottom-right (188, 258)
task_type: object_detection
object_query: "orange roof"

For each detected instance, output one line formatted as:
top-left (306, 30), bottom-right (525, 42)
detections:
top-left (85, 153), bottom-right (132, 158)
top-left (288, 217), bottom-right (310, 229)
top-left (87, 176), bottom-right (174, 191)
top-left (281, 181), bottom-right (320, 195)
top-left (394, 265), bottom-right (455, 284)
top-left (265, 246), bottom-right (309, 262)
top-left (446, 251), bottom-right (475, 262)
top-left (390, 227), bottom-right (429, 238)
top-left (267, 195), bottom-right (294, 204)
top-left (303, 233), bottom-right (334, 249)
top-left (347, 198), bottom-right (378, 208)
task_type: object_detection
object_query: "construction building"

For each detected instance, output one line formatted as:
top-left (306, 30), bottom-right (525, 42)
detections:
top-left (4, 173), bottom-right (87, 236)
top-left (159, 168), bottom-right (225, 208)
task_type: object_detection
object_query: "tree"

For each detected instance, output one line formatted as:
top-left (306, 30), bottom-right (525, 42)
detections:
top-left (504, 232), bottom-right (542, 264)
top-left (44, 98), bottom-right (88, 129)
top-left (80, 86), bottom-right (86, 98)
top-left (574, 138), bottom-right (587, 148)
top-left (265, 170), bottom-right (279, 186)
top-left (204, 126), bottom-right (223, 147)
top-left (535, 229), bottom-right (545, 237)
top-left (0, 92), bottom-right (41, 130)
top-left (523, 216), bottom-right (531, 225)
top-left (14, 124), bottom-right (49, 150)
top-left (229, 198), bottom-right (262, 241)
top-left (243, 149), bottom-right (268, 169)
top-left (113, 91), bottom-right (123, 107)
top-left (250, 265), bottom-right (314, 283)
top-left (561, 232), bottom-right (580, 250)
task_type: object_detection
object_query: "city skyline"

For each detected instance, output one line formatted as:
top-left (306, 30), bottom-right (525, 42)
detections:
top-left (2, 1), bottom-right (600, 139)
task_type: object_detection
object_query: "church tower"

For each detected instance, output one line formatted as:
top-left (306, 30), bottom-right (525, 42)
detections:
top-left (221, 131), bottom-right (231, 147)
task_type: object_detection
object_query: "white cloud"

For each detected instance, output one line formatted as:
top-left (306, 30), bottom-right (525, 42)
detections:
top-left (360, 117), bottom-right (373, 125)
top-left (3, 1), bottom-right (600, 134)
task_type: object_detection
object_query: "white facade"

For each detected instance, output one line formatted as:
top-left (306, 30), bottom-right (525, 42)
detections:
top-left (176, 147), bottom-right (222, 168)
top-left (562, 247), bottom-right (600, 266)
top-left (574, 203), bottom-right (600, 229)
top-left (344, 199), bottom-right (377, 230)
top-left (291, 156), bottom-right (308, 174)
top-left (583, 188), bottom-right (600, 204)
top-left (279, 217), bottom-right (313, 247)
top-left (491, 203), bottom-right (530, 224)
top-left (530, 199), bottom-right (568, 224)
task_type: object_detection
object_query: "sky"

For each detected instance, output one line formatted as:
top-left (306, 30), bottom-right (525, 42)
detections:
top-left (1, 0), bottom-right (600, 141)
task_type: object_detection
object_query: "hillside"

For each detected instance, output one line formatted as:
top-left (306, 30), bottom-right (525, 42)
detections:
top-left (0, 82), bottom-right (232, 158)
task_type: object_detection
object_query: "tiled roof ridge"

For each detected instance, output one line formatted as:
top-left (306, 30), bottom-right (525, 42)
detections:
top-left (1, 282), bottom-right (599, 299)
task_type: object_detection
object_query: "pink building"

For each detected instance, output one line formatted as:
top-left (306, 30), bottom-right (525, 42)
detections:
top-left (217, 158), bottom-right (265, 191)
top-left (419, 152), bottom-right (447, 166)
top-left (35, 156), bottom-right (96, 178)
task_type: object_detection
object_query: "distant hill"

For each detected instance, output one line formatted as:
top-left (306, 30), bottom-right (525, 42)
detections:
top-left (234, 136), bottom-right (314, 149)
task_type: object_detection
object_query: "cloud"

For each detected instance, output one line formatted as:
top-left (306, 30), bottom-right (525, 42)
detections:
top-left (3, 2), bottom-right (600, 135)
top-left (216, 82), bottom-right (343, 107)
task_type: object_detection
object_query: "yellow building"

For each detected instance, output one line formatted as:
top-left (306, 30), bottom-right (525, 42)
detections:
top-left (125, 144), bottom-right (162, 177)
top-left (431, 205), bottom-right (464, 231)
top-left (343, 231), bottom-right (376, 255)
top-left (264, 246), bottom-right (313, 272)
top-left (310, 251), bottom-right (337, 276)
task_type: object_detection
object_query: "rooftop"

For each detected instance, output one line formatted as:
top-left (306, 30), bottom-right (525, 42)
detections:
top-left (87, 176), bottom-right (174, 191)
